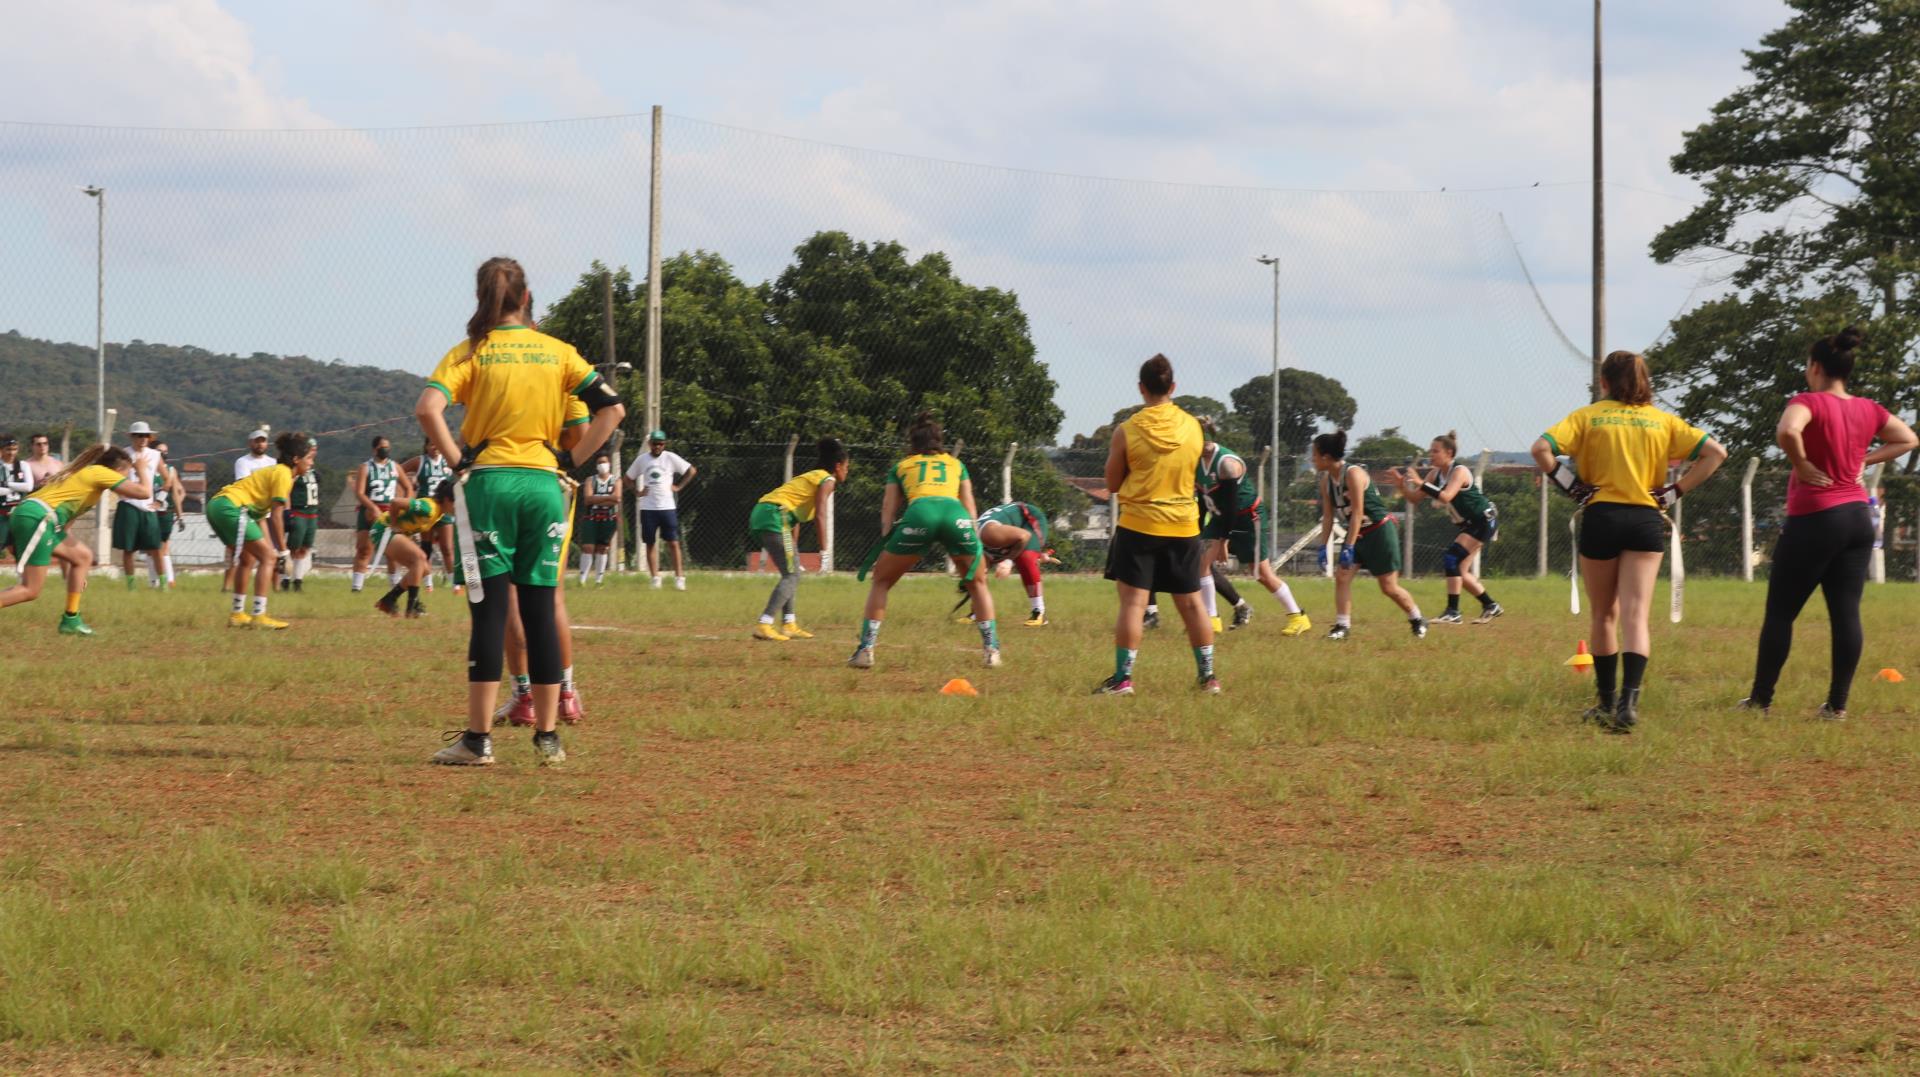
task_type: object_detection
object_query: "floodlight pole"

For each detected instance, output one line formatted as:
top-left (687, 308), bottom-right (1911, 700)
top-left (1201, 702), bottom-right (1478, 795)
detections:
top-left (645, 106), bottom-right (664, 435)
top-left (1257, 255), bottom-right (1280, 561)
top-left (84, 186), bottom-right (105, 440)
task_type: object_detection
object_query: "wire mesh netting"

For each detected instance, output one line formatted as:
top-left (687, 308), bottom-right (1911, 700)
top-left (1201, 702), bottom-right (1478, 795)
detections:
top-left (3, 113), bottom-right (1914, 580)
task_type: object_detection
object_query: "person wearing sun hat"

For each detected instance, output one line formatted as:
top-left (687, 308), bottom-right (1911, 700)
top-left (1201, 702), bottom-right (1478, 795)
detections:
top-left (623, 427), bottom-right (696, 590)
top-left (112, 421), bottom-right (167, 590)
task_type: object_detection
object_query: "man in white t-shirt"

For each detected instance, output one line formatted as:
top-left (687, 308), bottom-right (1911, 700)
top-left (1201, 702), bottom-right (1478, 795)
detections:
top-left (623, 428), bottom-right (696, 589)
top-left (113, 420), bottom-right (167, 590)
top-left (227, 429), bottom-right (275, 591)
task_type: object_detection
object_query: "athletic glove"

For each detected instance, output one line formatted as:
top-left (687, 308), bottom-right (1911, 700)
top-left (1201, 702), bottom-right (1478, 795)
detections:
top-left (1316, 544), bottom-right (1328, 570)
top-left (1651, 483), bottom-right (1684, 510)
top-left (1547, 458), bottom-right (1596, 505)
top-left (1337, 545), bottom-right (1356, 569)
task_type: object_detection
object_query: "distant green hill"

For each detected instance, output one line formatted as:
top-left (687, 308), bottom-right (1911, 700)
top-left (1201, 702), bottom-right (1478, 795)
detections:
top-left (0, 330), bottom-right (435, 479)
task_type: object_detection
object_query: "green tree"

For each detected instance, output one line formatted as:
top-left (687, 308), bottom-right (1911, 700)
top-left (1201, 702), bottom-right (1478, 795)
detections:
top-left (1068, 394), bottom-right (1237, 450)
top-left (1228, 369), bottom-right (1357, 456)
top-left (1649, 0), bottom-right (1920, 466)
top-left (1351, 427), bottom-right (1423, 463)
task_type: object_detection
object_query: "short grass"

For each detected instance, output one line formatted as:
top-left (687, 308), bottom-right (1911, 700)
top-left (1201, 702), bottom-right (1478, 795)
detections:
top-left (1, 571), bottom-right (1918, 1074)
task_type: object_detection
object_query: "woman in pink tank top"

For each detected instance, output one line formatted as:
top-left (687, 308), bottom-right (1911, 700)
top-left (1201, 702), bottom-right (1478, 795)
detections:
top-left (1742, 326), bottom-right (1917, 719)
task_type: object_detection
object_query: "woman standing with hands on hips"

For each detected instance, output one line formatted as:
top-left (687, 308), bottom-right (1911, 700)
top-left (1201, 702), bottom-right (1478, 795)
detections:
top-left (417, 257), bottom-right (624, 767)
top-left (1533, 350), bottom-right (1727, 734)
top-left (1740, 327), bottom-right (1917, 719)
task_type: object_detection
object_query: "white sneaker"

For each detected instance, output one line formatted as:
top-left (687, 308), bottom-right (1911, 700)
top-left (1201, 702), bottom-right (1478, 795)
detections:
top-left (651, 576), bottom-right (663, 589)
top-left (847, 646), bottom-right (875, 669)
top-left (674, 576), bottom-right (687, 591)
top-left (432, 731), bottom-right (494, 766)
top-left (983, 648), bottom-right (1003, 669)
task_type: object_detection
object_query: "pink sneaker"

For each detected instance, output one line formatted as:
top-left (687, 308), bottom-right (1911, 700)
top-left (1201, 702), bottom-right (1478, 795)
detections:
top-left (505, 692), bottom-right (536, 728)
top-left (560, 689), bottom-right (583, 724)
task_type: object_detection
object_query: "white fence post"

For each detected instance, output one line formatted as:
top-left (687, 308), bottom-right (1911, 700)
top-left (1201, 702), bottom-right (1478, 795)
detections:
top-left (821, 488), bottom-right (835, 574)
top-left (1740, 457), bottom-right (1759, 582)
top-left (96, 408), bottom-right (118, 573)
top-left (1537, 472), bottom-right (1549, 577)
top-left (1402, 485), bottom-right (1415, 581)
top-left (1472, 448), bottom-right (1491, 578)
top-left (1255, 446), bottom-right (1271, 570)
top-left (782, 434), bottom-right (798, 482)
top-left (1001, 443), bottom-right (1017, 504)
top-left (1866, 463), bottom-right (1886, 583)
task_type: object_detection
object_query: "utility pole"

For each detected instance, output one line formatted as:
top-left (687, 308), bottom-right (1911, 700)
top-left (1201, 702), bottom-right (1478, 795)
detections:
top-left (1257, 255), bottom-right (1281, 561)
top-left (1591, 0), bottom-right (1606, 401)
top-left (645, 105), bottom-right (665, 434)
top-left (84, 186), bottom-right (105, 438)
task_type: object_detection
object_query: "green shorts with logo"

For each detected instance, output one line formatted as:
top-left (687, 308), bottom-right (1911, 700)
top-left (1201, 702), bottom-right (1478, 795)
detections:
top-left (207, 496), bottom-right (263, 547)
top-left (577, 516), bottom-right (618, 546)
top-left (1350, 519), bottom-right (1402, 576)
top-left (111, 505), bottom-right (163, 551)
top-left (748, 501), bottom-right (792, 535)
top-left (458, 467), bottom-right (567, 587)
top-left (883, 496), bottom-right (982, 558)
top-left (8, 501), bottom-right (65, 567)
top-left (286, 513), bottom-right (319, 550)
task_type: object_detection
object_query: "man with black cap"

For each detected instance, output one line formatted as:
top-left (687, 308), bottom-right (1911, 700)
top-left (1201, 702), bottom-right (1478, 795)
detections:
top-left (0, 435), bottom-right (31, 563)
top-left (623, 428), bottom-right (696, 589)
top-left (113, 420), bottom-right (166, 589)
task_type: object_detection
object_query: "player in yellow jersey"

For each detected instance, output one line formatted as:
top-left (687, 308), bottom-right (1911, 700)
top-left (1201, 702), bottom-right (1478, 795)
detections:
top-left (748, 437), bottom-right (848, 641)
top-left (418, 258), bottom-right (623, 767)
top-left (207, 432), bottom-right (314, 630)
top-left (368, 483), bottom-right (453, 618)
top-left (0, 445), bottom-right (152, 635)
top-left (850, 413), bottom-right (999, 670)
top-left (1534, 350), bottom-right (1726, 733)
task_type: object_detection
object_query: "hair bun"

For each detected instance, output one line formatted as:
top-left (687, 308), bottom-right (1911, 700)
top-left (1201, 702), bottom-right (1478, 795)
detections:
top-left (1836, 325), bottom-right (1865, 352)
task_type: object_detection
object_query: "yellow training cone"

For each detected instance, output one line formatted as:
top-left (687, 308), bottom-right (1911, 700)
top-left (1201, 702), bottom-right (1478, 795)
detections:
top-left (940, 678), bottom-right (979, 697)
top-left (1565, 639), bottom-right (1593, 673)
top-left (1876, 668), bottom-right (1905, 683)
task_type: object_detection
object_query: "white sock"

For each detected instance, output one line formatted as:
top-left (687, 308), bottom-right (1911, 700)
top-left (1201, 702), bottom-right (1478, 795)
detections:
top-left (351, 571), bottom-right (365, 590)
top-left (147, 562), bottom-right (160, 585)
top-left (560, 665), bottom-right (575, 693)
top-left (424, 572), bottom-right (434, 588)
top-left (580, 562), bottom-right (591, 585)
top-left (293, 554), bottom-right (309, 581)
top-left (759, 614), bottom-right (775, 625)
top-left (1146, 603), bottom-right (1159, 616)
top-left (1199, 574), bottom-right (1217, 618)
top-left (161, 556), bottom-right (174, 584)
top-left (252, 595), bottom-right (268, 616)
top-left (1031, 594), bottom-right (1045, 614)
top-left (1336, 613), bottom-right (1351, 628)
top-left (1409, 605), bottom-right (1424, 622)
top-left (389, 568), bottom-right (405, 585)
top-left (784, 614), bottom-right (798, 626)
top-left (1268, 579), bottom-right (1301, 614)
top-left (231, 593), bottom-right (245, 613)
top-left (595, 553), bottom-right (609, 579)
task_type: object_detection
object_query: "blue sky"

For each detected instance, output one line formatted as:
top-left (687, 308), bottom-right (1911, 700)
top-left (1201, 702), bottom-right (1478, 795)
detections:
top-left (3, 0), bottom-right (1790, 446)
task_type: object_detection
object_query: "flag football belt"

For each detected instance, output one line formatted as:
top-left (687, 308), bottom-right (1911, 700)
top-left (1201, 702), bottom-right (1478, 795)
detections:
top-left (1353, 516), bottom-right (1393, 540)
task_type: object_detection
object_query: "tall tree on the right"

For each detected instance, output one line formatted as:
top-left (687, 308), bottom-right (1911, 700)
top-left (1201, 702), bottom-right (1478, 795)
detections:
top-left (1649, 0), bottom-right (1920, 466)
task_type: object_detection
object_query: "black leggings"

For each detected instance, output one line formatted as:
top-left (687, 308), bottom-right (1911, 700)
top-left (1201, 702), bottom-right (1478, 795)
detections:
top-left (467, 579), bottom-right (561, 685)
top-left (1749, 503), bottom-right (1874, 710)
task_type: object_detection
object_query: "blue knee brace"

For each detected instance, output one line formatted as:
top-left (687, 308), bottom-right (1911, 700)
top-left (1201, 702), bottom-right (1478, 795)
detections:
top-left (1442, 542), bottom-right (1468, 577)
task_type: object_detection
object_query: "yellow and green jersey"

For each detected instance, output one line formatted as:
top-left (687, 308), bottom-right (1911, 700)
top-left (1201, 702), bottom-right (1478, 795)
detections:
top-left (426, 326), bottom-right (599, 470)
top-left (31, 464), bottom-right (128, 524)
top-left (214, 463), bottom-right (294, 518)
top-left (753, 468), bottom-right (835, 531)
top-left (1541, 401), bottom-right (1708, 508)
top-left (888, 453), bottom-right (968, 502)
top-left (384, 497), bottom-right (448, 536)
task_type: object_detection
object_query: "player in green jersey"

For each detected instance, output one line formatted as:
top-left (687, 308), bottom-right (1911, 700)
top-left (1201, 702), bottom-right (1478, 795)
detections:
top-left (350, 436), bottom-right (411, 593)
top-left (1389, 430), bottom-right (1504, 626)
top-left (281, 450), bottom-right (323, 592)
top-left (1195, 421), bottom-right (1312, 637)
top-left (1312, 430), bottom-right (1424, 641)
top-left (969, 500), bottom-right (1053, 626)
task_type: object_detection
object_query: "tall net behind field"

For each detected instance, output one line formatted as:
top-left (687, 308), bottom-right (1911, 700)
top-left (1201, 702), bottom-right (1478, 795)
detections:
top-left (10, 113), bottom-right (1896, 578)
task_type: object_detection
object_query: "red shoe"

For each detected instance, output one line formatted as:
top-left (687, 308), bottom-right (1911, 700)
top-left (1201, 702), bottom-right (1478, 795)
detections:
top-left (505, 692), bottom-right (536, 728)
top-left (560, 689), bottom-right (583, 724)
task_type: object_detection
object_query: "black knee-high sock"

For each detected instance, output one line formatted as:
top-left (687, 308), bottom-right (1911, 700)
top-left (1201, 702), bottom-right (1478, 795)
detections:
top-left (1212, 568), bottom-right (1242, 607)
top-left (1621, 652), bottom-right (1648, 694)
top-left (1593, 653), bottom-right (1618, 706)
top-left (382, 583), bottom-right (405, 605)
top-left (1445, 591), bottom-right (1460, 613)
top-left (1477, 589), bottom-right (1496, 608)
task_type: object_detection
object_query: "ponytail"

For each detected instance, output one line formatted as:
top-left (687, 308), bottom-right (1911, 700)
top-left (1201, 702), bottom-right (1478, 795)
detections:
top-left (815, 437), bottom-right (849, 470)
top-left (47, 443), bottom-right (130, 485)
top-left (907, 412), bottom-right (945, 454)
top-left (1312, 429), bottom-right (1348, 461)
top-left (465, 257), bottom-right (529, 362)
top-left (1433, 430), bottom-right (1458, 459)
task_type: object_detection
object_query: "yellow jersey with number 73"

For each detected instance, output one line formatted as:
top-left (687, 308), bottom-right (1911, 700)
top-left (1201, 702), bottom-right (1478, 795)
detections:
top-left (889, 453), bottom-right (968, 502)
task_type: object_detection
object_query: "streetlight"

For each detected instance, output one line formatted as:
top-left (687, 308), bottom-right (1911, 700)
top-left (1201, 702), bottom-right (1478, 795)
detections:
top-left (81, 186), bottom-right (104, 442)
top-left (1256, 255), bottom-right (1280, 561)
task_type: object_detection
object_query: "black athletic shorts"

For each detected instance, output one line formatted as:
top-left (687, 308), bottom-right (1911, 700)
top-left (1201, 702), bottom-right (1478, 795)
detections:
top-left (1457, 508), bottom-right (1497, 544)
top-left (1104, 525), bottom-right (1204, 594)
top-left (1578, 502), bottom-right (1666, 560)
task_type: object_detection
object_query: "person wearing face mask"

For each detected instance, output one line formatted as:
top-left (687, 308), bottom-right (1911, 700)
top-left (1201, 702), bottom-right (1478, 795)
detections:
top-left (577, 453), bottom-right (620, 585)
top-left (0, 436), bottom-right (33, 564)
top-left (350, 435), bottom-right (413, 592)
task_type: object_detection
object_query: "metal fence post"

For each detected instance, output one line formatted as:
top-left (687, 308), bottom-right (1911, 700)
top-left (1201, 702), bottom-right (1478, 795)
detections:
top-left (1402, 483), bottom-right (1415, 581)
top-left (1255, 446), bottom-right (1271, 569)
top-left (1866, 463), bottom-right (1886, 583)
top-left (782, 434), bottom-right (798, 482)
top-left (1740, 458), bottom-right (1758, 582)
top-left (1001, 443), bottom-right (1017, 504)
top-left (1537, 472), bottom-right (1549, 577)
top-left (1472, 448), bottom-right (1491, 578)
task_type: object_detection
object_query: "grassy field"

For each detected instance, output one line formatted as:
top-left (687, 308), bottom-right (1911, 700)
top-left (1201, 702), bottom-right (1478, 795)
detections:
top-left (1, 570), bottom-right (1917, 1074)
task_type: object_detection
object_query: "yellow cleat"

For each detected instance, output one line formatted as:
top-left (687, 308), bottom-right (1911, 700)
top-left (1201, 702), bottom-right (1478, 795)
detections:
top-left (782, 623), bottom-right (815, 639)
top-left (752, 623), bottom-right (790, 642)
top-left (227, 611), bottom-right (253, 629)
top-left (252, 614), bottom-right (291, 630)
top-left (1023, 611), bottom-right (1048, 627)
top-left (1210, 616), bottom-right (1224, 634)
top-left (1281, 612), bottom-right (1313, 637)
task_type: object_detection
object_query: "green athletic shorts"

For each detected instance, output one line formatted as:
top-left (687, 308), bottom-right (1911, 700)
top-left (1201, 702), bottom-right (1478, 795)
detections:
top-left (155, 510), bottom-right (175, 541)
top-left (1206, 510), bottom-right (1258, 564)
top-left (207, 496), bottom-right (263, 547)
top-left (883, 496), bottom-right (982, 558)
top-left (1351, 519), bottom-right (1402, 576)
top-left (111, 505), bottom-right (163, 551)
top-left (8, 501), bottom-right (63, 567)
top-left (577, 516), bottom-right (618, 546)
top-left (356, 506), bottom-right (377, 532)
top-left (285, 513), bottom-right (318, 550)
top-left (459, 467), bottom-right (567, 587)
top-left (748, 501), bottom-right (791, 534)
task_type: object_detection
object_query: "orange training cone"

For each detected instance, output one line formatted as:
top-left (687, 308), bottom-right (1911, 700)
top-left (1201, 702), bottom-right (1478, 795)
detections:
top-left (940, 678), bottom-right (979, 697)
top-left (1565, 639), bottom-right (1593, 673)
top-left (1876, 668), bottom-right (1905, 683)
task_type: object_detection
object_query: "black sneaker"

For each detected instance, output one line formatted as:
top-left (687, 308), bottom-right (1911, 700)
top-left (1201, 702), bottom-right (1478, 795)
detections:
top-left (1735, 697), bottom-right (1770, 715)
top-left (1410, 617), bottom-right (1427, 639)
top-left (375, 595), bottom-right (401, 618)
top-left (1472, 602), bottom-right (1504, 625)
top-left (292, 578), bottom-right (303, 592)
top-left (278, 578), bottom-right (290, 592)
top-left (533, 730), bottom-right (566, 766)
top-left (1580, 703), bottom-right (1613, 725)
top-left (1229, 603), bottom-right (1253, 630)
top-left (1143, 609), bottom-right (1161, 630)
top-left (1433, 609), bottom-right (1465, 625)
top-left (1604, 688), bottom-right (1639, 734)
top-left (1816, 703), bottom-right (1847, 722)
top-left (1325, 624), bottom-right (1350, 641)
top-left (406, 602), bottom-right (427, 619)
